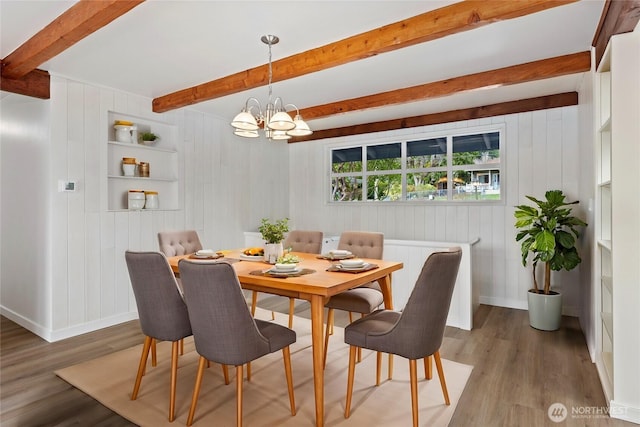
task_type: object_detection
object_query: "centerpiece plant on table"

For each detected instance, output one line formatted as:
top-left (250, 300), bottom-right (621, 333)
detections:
top-left (258, 217), bottom-right (289, 263)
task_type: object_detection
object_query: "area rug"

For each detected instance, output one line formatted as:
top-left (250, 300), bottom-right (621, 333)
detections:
top-left (56, 309), bottom-right (473, 426)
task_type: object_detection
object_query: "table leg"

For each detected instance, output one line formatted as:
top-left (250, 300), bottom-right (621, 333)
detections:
top-left (377, 274), bottom-right (394, 310)
top-left (310, 295), bottom-right (325, 427)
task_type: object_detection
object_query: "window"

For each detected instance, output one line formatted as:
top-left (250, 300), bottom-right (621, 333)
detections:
top-left (330, 128), bottom-right (502, 203)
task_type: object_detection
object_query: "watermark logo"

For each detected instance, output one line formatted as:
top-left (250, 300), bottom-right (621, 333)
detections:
top-left (548, 402), bottom-right (626, 421)
top-left (548, 402), bottom-right (568, 423)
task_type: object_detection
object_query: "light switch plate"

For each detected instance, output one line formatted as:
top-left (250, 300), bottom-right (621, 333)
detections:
top-left (58, 180), bottom-right (77, 192)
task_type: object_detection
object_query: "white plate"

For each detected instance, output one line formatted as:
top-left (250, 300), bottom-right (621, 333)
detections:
top-left (268, 268), bottom-right (301, 275)
top-left (337, 263), bottom-right (369, 271)
top-left (192, 253), bottom-right (221, 259)
top-left (240, 254), bottom-right (264, 261)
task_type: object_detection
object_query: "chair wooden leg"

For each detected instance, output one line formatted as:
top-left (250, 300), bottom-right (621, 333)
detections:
top-left (409, 359), bottom-right (419, 427)
top-left (151, 338), bottom-right (157, 367)
top-left (247, 362), bottom-right (251, 381)
top-left (376, 352), bottom-right (382, 386)
top-left (282, 346), bottom-right (296, 415)
top-left (323, 308), bottom-right (334, 369)
top-left (434, 350), bottom-right (450, 405)
top-left (236, 365), bottom-right (244, 427)
top-left (388, 354), bottom-right (394, 380)
top-left (348, 311), bottom-right (353, 323)
top-left (424, 355), bottom-right (433, 379)
top-left (169, 341), bottom-right (179, 421)
top-left (222, 364), bottom-right (230, 385)
top-left (180, 338), bottom-right (184, 356)
top-left (186, 356), bottom-right (207, 426)
top-left (344, 345), bottom-right (358, 418)
top-left (288, 298), bottom-right (295, 329)
top-left (131, 336), bottom-right (152, 400)
top-left (251, 291), bottom-right (258, 316)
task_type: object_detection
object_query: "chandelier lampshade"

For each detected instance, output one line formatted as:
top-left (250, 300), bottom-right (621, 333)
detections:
top-left (230, 35), bottom-right (312, 140)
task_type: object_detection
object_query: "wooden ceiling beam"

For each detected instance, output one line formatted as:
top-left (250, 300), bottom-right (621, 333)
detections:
top-left (0, 65), bottom-right (50, 99)
top-left (298, 51), bottom-right (590, 121)
top-left (592, 0), bottom-right (640, 68)
top-left (152, 0), bottom-right (578, 113)
top-left (292, 92), bottom-right (578, 142)
top-left (1, 0), bottom-right (144, 80)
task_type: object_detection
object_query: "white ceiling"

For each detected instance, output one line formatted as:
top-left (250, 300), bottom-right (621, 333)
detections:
top-left (0, 0), bottom-right (605, 131)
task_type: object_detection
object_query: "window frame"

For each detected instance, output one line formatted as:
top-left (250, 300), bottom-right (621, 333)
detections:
top-left (327, 124), bottom-right (505, 205)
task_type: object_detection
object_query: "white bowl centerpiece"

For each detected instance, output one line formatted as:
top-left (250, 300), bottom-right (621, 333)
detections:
top-left (275, 253), bottom-right (300, 271)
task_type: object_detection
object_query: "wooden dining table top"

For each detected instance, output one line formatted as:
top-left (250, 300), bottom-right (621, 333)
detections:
top-left (168, 250), bottom-right (403, 301)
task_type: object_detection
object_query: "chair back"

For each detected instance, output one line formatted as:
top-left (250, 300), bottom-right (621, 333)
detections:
top-left (381, 247), bottom-right (462, 359)
top-left (284, 230), bottom-right (323, 254)
top-left (157, 230), bottom-right (202, 257)
top-left (125, 251), bottom-right (192, 341)
top-left (178, 260), bottom-right (272, 366)
top-left (338, 231), bottom-right (384, 259)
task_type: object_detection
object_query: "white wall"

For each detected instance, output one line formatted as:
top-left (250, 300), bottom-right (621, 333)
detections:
top-left (289, 107), bottom-right (590, 315)
top-left (1, 95), bottom-right (52, 334)
top-left (1, 75), bottom-right (289, 341)
top-left (578, 58), bottom-right (596, 359)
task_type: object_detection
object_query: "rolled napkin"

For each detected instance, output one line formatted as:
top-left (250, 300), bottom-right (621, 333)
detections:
top-left (329, 249), bottom-right (351, 256)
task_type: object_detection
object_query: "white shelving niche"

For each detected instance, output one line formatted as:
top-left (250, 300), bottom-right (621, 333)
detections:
top-left (593, 23), bottom-right (640, 424)
top-left (107, 112), bottom-right (179, 211)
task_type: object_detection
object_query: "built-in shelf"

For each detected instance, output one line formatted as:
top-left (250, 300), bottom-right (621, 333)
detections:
top-left (107, 112), bottom-right (179, 211)
top-left (593, 27), bottom-right (640, 422)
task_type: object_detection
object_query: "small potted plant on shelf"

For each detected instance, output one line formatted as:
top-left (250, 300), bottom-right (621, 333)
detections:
top-left (514, 190), bottom-right (587, 331)
top-left (140, 132), bottom-right (159, 145)
top-left (258, 217), bottom-right (289, 263)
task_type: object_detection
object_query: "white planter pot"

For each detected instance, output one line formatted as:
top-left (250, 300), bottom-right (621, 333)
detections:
top-left (527, 290), bottom-right (562, 331)
top-left (264, 242), bottom-right (284, 264)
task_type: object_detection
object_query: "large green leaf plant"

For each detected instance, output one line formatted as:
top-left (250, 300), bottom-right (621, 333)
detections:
top-left (514, 190), bottom-right (588, 295)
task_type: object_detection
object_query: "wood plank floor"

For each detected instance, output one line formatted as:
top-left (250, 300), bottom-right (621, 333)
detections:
top-left (1, 300), bottom-right (633, 426)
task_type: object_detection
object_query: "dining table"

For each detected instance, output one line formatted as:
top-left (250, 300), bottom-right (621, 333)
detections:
top-left (168, 250), bottom-right (403, 427)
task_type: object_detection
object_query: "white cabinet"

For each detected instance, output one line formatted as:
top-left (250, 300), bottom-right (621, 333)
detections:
top-left (107, 112), bottom-right (179, 211)
top-left (594, 24), bottom-right (640, 423)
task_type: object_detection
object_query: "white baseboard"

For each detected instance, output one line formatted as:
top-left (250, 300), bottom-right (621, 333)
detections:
top-left (611, 400), bottom-right (640, 425)
top-left (1, 305), bottom-right (139, 342)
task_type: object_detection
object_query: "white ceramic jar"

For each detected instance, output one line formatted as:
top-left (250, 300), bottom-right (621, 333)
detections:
top-left (115, 125), bottom-right (133, 143)
top-left (128, 190), bottom-right (145, 210)
top-left (144, 191), bottom-right (159, 209)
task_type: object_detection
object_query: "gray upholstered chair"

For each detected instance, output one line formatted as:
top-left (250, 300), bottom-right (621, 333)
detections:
top-left (251, 230), bottom-right (323, 328)
top-left (157, 229), bottom-right (203, 355)
top-left (323, 231), bottom-right (384, 367)
top-left (179, 260), bottom-right (297, 427)
top-left (157, 230), bottom-right (203, 257)
top-left (343, 247), bottom-right (462, 427)
top-left (124, 251), bottom-right (196, 422)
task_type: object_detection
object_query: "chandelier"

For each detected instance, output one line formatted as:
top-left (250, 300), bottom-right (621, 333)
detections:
top-left (230, 35), bottom-right (312, 140)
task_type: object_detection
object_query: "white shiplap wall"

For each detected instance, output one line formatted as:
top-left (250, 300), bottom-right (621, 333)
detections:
top-left (288, 108), bottom-right (589, 314)
top-left (1, 74), bottom-right (588, 341)
top-left (1, 76), bottom-right (289, 341)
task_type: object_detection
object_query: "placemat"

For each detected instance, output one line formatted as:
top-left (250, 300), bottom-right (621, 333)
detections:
top-left (326, 263), bottom-right (379, 273)
top-left (250, 268), bottom-right (316, 278)
top-left (317, 254), bottom-right (355, 260)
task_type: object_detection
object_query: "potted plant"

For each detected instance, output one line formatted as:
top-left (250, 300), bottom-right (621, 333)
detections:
top-left (514, 190), bottom-right (587, 331)
top-left (140, 132), bottom-right (159, 145)
top-left (258, 217), bottom-right (289, 263)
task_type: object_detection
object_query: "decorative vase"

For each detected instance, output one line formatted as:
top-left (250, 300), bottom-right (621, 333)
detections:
top-left (527, 290), bottom-right (562, 331)
top-left (264, 242), bottom-right (284, 264)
